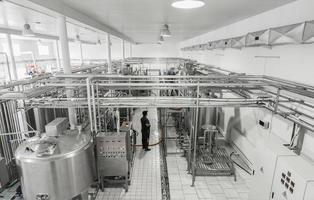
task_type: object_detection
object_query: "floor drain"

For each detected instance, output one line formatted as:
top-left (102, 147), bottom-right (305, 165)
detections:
top-left (159, 141), bottom-right (170, 200)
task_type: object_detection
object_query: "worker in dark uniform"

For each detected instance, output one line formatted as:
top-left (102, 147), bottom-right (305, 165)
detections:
top-left (141, 110), bottom-right (151, 151)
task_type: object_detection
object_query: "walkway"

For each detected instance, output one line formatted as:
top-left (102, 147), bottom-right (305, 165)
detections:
top-left (96, 108), bottom-right (162, 200)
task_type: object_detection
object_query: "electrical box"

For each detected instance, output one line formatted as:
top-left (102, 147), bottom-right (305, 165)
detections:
top-left (271, 156), bottom-right (314, 200)
top-left (96, 132), bottom-right (129, 177)
top-left (0, 157), bottom-right (9, 188)
top-left (259, 119), bottom-right (270, 129)
top-left (248, 135), bottom-right (296, 200)
top-left (45, 118), bottom-right (68, 137)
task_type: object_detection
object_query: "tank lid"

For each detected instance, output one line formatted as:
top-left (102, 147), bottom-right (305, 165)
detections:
top-left (15, 130), bottom-right (91, 160)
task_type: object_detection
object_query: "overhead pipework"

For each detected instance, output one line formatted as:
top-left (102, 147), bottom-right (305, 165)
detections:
top-left (1, 58), bottom-right (314, 197)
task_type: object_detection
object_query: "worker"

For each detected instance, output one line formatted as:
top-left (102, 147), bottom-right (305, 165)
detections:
top-left (141, 110), bottom-right (151, 151)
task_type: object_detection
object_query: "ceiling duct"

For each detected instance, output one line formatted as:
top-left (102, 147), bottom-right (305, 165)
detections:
top-left (230, 36), bottom-right (246, 49)
top-left (246, 29), bottom-right (270, 47)
top-left (199, 44), bottom-right (206, 50)
top-left (206, 42), bottom-right (215, 50)
top-left (303, 20), bottom-right (314, 43)
top-left (182, 19), bottom-right (314, 51)
top-left (269, 23), bottom-right (305, 45)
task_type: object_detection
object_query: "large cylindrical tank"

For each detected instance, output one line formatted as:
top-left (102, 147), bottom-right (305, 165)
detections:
top-left (15, 131), bottom-right (95, 200)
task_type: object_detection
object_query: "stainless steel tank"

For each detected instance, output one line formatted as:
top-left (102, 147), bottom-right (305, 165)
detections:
top-left (15, 131), bottom-right (95, 200)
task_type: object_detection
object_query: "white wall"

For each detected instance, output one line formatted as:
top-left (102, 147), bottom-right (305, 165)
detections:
top-left (132, 43), bottom-right (180, 58)
top-left (181, 0), bottom-right (314, 85)
top-left (180, 0), bottom-right (314, 161)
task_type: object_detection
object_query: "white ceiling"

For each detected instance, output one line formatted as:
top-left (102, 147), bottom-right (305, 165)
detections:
top-left (60, 0), bottom-right (295, 43)
top-left (0, 1), bottom-right (115, 43)
top-left (0, 0), bottom-right (296, 44)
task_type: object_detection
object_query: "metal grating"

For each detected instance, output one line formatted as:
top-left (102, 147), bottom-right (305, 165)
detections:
top-left (196, 148), bottom-right (236, 180)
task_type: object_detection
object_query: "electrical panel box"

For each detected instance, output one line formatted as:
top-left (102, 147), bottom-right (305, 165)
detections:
top-left (248, 135), bottom-right (296, 200)
top-left (0, 157), bottom-right (9, 188)
top-left (271, 156), bottom-right (314, 200)
top-left (96, 132), bottom-right (129, 177)
top-left (259, 120), bottom-right (270, 129)
top-left (45, 118), bottom-right (68, 137)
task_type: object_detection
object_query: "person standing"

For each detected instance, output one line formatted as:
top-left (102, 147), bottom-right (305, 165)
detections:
top-left (141, 110), bottom-right (151, 151)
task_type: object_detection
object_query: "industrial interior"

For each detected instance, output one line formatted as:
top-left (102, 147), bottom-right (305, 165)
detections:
top-left (0, 0), bottom-right (314, 199)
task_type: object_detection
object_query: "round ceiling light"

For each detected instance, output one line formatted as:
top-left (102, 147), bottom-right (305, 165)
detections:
top-left (172, 0), bottom-right (205, 9)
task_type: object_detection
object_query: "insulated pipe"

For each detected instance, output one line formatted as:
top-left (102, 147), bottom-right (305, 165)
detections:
top-left (57, 15), bottom-right (76, 129)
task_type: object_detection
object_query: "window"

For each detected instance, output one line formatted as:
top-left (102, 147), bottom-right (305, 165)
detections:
top-left (38, 44), bottom-right (49, 56)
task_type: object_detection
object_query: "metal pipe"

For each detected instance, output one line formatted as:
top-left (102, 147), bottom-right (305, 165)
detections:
top-left (192, 83), bottom-right (200, 186)
top-left (86, 78), bottom-right (93, 132)
top-left (91, 84), bottom-right (97, 133)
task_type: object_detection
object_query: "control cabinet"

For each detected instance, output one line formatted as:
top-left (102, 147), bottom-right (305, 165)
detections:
top-left (271, 156), bottom-right (314, 200)
top-left (96, 131), bottom-right (129, 177)
top-left (248, 135), bottom-right (296, 200)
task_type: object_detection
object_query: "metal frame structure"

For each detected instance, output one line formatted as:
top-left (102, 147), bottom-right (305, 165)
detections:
top-left (1, 58), bottom-right (314, 187)
top-left (182, 20), bottom-right (314, 51)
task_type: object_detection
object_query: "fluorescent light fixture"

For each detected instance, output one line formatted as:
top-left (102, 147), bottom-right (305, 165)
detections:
top-left (172, 0), bottom-right (205, 9)
top-left (22, 23), bottom-right (35, 37)
top-left (158, 36), bottom-right (164, 44)
top-left (161, 24), bottom-right (171, 37)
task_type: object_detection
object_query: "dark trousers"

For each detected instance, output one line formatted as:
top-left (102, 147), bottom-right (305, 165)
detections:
top-left (142, 132), bottom-right (150, 150)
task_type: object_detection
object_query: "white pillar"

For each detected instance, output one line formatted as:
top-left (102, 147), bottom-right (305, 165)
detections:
top-left (122, 40), bottom-right (125, 60)
top-left (79, 41), bottom-right (83, 65)
top-left (57, 15), bottom-right (71, 74)
top-left (53, 40), bottom-right (61, 71)
top-left (57, 15), bottom-right (76, 129)
top-left (6, 34), bottom-right (18, 80)
top-left (107, 33), bottom-right (112, 73)
top-left (130, 43), bottom-right (132, 58)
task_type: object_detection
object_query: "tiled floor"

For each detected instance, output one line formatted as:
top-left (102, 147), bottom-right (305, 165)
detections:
top-left (96, 109), bottom-right (252, 200)
top-left (165, 116), bottom-right (251, 200)
top-left (96, 108), bottom-right (162, 200)
top-left (167, 154), bottom-right (251, 200)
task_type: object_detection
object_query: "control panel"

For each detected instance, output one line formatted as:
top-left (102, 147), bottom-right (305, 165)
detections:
top-left (271, 156), bottom-right (314, 200)
top-left (96, 132), bottom-right (129, 177)
top-left (97, 132), bottom-right (126, 159)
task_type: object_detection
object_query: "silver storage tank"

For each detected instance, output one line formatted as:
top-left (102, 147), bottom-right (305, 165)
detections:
top-left (15, 131), bottom-right (95, 200)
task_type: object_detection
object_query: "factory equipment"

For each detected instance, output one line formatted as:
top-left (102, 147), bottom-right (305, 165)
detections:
top-left (96, 130), bottom-right (133, 191)
top-left (15, 130), bottom-right (95, 200)
top-left (271, 156), bottom-right (314, 200)
top-left (45, 117), bottom-right (68, 137)
top-left (0, 157), bottom-right (9, 189)
top-left (248, 135), bottom-right (296, 200)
